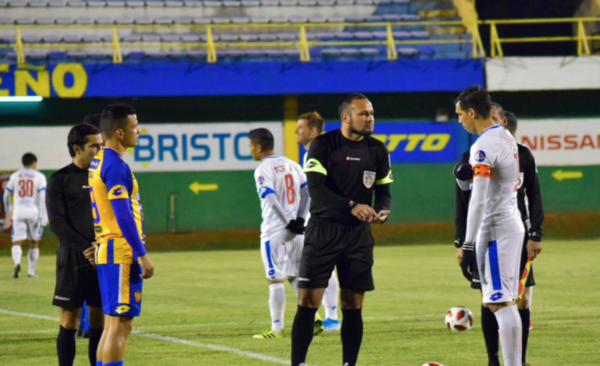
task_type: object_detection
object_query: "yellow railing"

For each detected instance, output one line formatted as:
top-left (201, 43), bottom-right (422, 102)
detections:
top-left (485, 17), bottom-right (600, 58)
top-left (0, 20), bottom-right (482, 63)
top-left (1, 17), bottom-right (599, 63)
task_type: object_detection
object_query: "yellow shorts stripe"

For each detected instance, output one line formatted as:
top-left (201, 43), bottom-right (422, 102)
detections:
top-left (119, 264), bottom-right (131, 304)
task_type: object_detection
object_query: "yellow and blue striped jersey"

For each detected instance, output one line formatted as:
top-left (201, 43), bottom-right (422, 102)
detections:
top-left (89, 148), bottom-right (146, 264)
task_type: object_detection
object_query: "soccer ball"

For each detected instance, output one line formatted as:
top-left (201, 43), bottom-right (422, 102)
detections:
top-left (445, 306), bottom-right (474, 332)
top-left (421, 363), bottom-right (445, 366)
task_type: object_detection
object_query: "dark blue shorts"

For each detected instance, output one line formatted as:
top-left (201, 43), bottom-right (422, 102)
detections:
top-left (97, 262), bottom-right (143, 317)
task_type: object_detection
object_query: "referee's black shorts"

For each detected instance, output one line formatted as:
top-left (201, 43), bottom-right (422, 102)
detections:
top-left (52, 249), bottom-right (102, 309)
top-left (471, 230), bottom-right (535, 290)
top-left (298, 219), bottom-right (375, 292)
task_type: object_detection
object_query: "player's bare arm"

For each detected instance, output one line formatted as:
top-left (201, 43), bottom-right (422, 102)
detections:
top-left (139, 254), bottom-right (155, 279)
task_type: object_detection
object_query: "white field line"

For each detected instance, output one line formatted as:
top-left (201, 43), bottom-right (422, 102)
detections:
top-left (135, 314), bottom-right (443, 330)
top-left (132, 331), bottom-right (290, 364)
top-left (0, 308), bottom-right (294, 365)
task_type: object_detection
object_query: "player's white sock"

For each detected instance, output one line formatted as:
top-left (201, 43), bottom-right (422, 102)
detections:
top-left (269, 283), bottom-right (286, 333)
top-left (12, 245), bottom-right (22, 266)
top-left (322, 272), bottom-right (339, 320)
top-left (28, 248), bottom-right (39, 275)
top-left (494, 304), bottom-right (522, 366)
top-left (289, 277), bottom-right (299, 296)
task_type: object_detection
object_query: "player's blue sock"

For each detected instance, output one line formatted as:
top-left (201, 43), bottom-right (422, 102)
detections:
top-left (103, 361), bottom-right (123, 366)
top-left (96, 362), bottom-right (103, 366)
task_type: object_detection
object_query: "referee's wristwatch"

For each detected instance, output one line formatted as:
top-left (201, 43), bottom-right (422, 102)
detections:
top-left (454, 238), bottom-right (464, 248)
top-left (528, 231), bottom-right (542, 242)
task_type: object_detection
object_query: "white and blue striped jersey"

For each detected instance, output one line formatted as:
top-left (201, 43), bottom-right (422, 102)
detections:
top-left (4, 168), bottom-right (47, 221)
top-left (254, 155), bottom-right (307, 235)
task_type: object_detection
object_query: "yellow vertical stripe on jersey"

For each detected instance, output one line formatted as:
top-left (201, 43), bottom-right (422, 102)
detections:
top-left (120, 264), bottom-right (131, 304)
top-left (96, 242), bottom-right (108, 265)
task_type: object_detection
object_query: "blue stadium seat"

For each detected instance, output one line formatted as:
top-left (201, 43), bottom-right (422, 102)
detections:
top-left (36, 17), bottom-right (55, 24)
top-left (75, 16), bottom-right (94, 24)
top-left (42, 34), bottom-right (61, 42)
top-left (397, 47), bottom-right (418, 56)
top-left (29, 0), bottom-right (48, 7)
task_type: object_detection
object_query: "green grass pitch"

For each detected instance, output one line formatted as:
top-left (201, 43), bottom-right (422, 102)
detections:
top-left (1, 240), bottom-right (599, 365)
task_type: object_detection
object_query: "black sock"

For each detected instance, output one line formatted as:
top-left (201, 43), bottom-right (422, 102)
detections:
top-left (481, 305), bottom-right (500, 366)
top-left (57, 326), bottom-right (77, 366)
top-left (88, 328), bottom-right (104, 366)
top-left (291, 305), bottom-right (318, 366)
top-left (341, 308), bottom-right (363, 366)
top-left (519, 308), bottom-right (530, 364)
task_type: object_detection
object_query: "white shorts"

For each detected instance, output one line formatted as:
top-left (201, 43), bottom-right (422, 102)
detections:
top-left (12, 217), bottom-right (43, 242)
top-left (477, 232), bottom-right (523, 304)
top-left (260, 230), bottom-right (304, 281)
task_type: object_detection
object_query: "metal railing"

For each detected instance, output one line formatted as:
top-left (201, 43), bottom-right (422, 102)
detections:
top-left (1, 17), bottom-right (599, 63)
top-left (485, 17), bottom-right (600, 58)
top-left (0, 20), bottom-right (483, 63)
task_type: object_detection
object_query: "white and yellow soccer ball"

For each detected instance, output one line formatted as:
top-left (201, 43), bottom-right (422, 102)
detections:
top-left (421, 363), bottom-right (445, 366)
top-left (445, 306), bottom-right (474, 332)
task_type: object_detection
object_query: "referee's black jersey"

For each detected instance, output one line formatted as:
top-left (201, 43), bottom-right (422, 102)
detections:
top-left (455, 143), bottom-right (544, 243)
top-left (304, 129), bottom-right (393, 225)
top-left (47, 163), bottom-right (96, 267)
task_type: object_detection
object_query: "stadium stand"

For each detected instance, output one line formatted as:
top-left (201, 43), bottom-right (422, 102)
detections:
top-left (0, 0), bottom-right (474, 62)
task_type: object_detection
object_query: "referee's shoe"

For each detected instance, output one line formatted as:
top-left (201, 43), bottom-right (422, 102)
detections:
top-left (12, 264), bottom-right (21, 278)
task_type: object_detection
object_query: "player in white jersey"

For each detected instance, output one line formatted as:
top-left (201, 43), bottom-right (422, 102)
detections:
top-left (3, 153), bottom-right (48, 278)
top-left (296, 111), bottom-right (341, 332)
top-left (249, 128), bottom-right (310, 339)
top-left (455, 86), bottom-right (524, 366)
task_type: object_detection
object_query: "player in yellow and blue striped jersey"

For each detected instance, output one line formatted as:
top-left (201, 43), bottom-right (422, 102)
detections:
top-left (89, 104), bottom-right (154, 366)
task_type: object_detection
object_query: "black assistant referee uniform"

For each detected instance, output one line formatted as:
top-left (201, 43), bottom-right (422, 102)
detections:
top-left (47, 162), bottom-right (103, 366)
top-left (300, 129), bottom-right (393, 290)
top-left (48, 163), bottom-right (102, 310)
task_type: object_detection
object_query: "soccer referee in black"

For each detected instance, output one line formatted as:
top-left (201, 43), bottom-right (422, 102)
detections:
top-left (454, 108), bottom-right (543, 366)
top-left (291, 93), bottom-right (393, 366)
top-left (47, 122), bottom-right (105, 366)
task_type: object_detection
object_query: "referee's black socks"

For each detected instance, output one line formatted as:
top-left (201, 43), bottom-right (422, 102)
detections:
top-left (341, 307), bottom-right (363, 366)
top-left (519, 308), bottom-right (530, 365)
top-left (88, 328), bottom-right (104, 366)
top-left (57, 326), bottom-right (77, 366)
top-left (291, 305), bottom-right (318, 366)
top-left (481, 305), bottom-right (500, 366)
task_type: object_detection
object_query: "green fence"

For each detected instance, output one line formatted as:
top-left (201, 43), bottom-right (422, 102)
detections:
top-left (34, 163), bottom-right (598, 233)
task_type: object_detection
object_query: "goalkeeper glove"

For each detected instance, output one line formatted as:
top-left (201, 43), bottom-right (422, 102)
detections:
top-left (460, 242), bottom-right (475, 282)
top-left (286, 217), bottom-right (305, 235)
top-left (453, 162), bottom-right (473, 181)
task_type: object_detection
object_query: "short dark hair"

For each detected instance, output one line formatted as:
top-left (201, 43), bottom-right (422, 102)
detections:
top-left (504, 111), bottom-right (518, 135)
top-left (338, 93), bottom-right (368, 118)
top-left (455, 85), bottom-right (492, 118)
top-left (83, 113), bottom-right (101, 130)
top-left (249, 128), bottom-right (274, 152)
top-left (68, 123), bottom-right (102, 158)
top-left (22, 152), bottom-right (37, 167)
top-left (100, 103), bottom-right (136, 139)
top-left (298, 111), bottom-right (325, 134)
top-left (490, 102), bottom-right (505, 118)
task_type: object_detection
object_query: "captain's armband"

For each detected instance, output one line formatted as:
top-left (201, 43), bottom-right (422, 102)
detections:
top-left (472, 164), bottom-right (491, 179)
